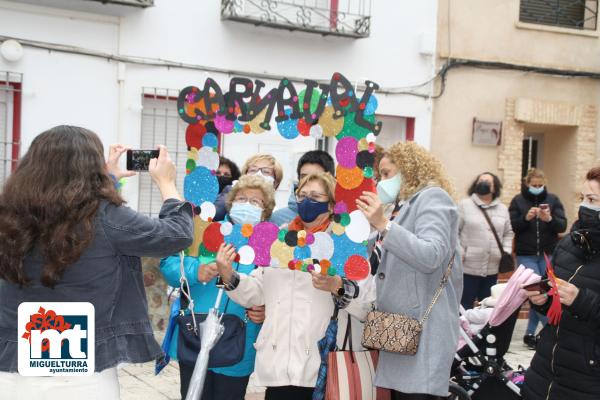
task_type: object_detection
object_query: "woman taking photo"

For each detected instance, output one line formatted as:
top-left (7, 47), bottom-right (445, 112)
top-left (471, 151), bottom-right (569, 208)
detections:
top-left (357, 141), bottom-right (462, 400)
top-left (509, 168), bottom-right (567, 348)
top-left (459, 172), bottom-right (513, 309)
top-left (216, 172), bottom-right (366, 400)
top-left (160, 175), bottom-right (274, 399)
top-left (0, 126), bottom-right (194, 398)
top-left (522, 166), bottom-right (600, 400)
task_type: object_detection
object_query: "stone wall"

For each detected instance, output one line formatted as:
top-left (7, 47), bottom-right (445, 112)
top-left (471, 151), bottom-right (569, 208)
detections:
top-left (142, 257), bottom-right (170, 338)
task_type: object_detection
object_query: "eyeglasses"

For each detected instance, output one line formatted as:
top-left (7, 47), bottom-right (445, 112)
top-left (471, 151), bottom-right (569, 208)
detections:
top-left (216, 171), bottom-right (232, 178)
top-left (296, 191), bottom-right (328, 203)
top-left (247, 166), bottom-right (274, 176)
top-left (234, 196), bottom-right (264, 208)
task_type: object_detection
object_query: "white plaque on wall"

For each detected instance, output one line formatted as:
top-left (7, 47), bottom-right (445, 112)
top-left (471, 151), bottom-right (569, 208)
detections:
top-left (472, 118), bottom-right (502, 146)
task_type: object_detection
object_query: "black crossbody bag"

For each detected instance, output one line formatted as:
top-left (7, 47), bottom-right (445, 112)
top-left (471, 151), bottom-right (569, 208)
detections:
top-left (476, 203), bottom-right (515, 273)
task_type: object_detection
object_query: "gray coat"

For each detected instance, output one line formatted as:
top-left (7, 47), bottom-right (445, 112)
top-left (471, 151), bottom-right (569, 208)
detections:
top-left (374, 187), bottom-right (463, 396)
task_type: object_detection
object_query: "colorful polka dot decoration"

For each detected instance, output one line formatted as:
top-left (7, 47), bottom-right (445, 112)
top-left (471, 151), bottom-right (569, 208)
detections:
top-left (179, 72), bottom-right (381, 280)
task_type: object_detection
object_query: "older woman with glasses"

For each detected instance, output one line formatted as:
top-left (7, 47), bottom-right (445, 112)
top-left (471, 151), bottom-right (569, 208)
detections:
top-left (214, 154), bottom-right (284, 221)
top-left (160, 175), bottom-right (276, 400)
top-left (216, 172), bottom-right (370, 400)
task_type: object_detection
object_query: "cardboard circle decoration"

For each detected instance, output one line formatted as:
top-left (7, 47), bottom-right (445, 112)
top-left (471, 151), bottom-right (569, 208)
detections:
top-left (178, 72), bottom-right (382, 279)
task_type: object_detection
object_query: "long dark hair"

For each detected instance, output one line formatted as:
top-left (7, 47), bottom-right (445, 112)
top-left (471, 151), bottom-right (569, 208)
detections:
top-left (468, 172), bottom-right (502, 200)
top-left (0, 125), bottom-right (124, 287)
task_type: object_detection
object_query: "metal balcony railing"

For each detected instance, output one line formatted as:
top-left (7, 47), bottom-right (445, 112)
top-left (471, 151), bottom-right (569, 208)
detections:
top-left (85, 0), bottom-right (153, 6)
top-left (221, 0), bottom-right (372, 38)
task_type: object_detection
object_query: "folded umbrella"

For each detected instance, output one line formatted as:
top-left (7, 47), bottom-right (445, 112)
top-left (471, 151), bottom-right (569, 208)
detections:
top-left (185, 298), bottom-right (225, 400)
top-left (155, 294), bottom-right (181, 375)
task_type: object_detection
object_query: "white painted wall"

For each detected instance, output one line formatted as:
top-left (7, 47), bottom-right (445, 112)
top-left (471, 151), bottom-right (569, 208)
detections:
top-left (0, 0), bottom-right (438, 209)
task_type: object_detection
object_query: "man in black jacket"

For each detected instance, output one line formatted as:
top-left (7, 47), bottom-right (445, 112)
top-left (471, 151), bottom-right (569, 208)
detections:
top-left (509, 169), bottom-right (567, 348)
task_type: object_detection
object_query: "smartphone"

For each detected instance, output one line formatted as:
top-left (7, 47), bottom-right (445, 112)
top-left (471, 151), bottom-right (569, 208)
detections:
top-left (126, 150), bottom-right (159, 171)
top-left (540, 204), bottom-right (549, 211)
top-left (523, 278), bottom-right (551, 293)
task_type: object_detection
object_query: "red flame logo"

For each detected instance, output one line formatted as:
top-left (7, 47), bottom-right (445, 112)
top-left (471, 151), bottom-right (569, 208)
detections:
top-left (22, 307), bottom-right (72, 352)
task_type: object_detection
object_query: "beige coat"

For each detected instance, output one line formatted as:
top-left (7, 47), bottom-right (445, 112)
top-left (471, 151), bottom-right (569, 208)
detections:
top-left (226, 268), bottom-right (374, 388)
top-left (458, 194), bottom-right (514, 276)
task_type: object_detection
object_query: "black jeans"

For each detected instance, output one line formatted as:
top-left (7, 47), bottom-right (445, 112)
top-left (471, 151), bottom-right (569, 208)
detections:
top-left (179, 362), bottom-right (250, 400)
top-left (391, 390), bottom-right (442, 400)
top-left (265, 386), bottom-right (314, 400)
top-left (461, 273), bottom-right (498, 309)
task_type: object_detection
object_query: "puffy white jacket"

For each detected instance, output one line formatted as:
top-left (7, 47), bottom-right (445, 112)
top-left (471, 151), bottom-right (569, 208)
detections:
top-left (458, 194), bottom-right (514, 276)
top-left (227, 267), bottom-right (375, 388)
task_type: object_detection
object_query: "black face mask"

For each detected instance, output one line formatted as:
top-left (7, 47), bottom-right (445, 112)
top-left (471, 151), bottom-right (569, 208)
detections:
top-left (474, 181), bottom-right (492, 196)
top-left (217, 176), bottom-right (234, 193)
top-left (578, 205), bottom-right (600, 230)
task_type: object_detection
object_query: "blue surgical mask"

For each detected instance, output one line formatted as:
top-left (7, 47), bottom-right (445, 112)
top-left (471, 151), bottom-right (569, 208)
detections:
top-left (229, 202), bottom-right (263, 225)
top-left (376, 174), bottom-right (402, 204)
top-left (529, 186), bottom-right (544, 196)
top-left (297, 198), bottom-right (329, 223)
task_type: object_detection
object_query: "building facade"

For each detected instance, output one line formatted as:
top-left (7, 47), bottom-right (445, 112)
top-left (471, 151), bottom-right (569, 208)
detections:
top-left (0, 0), bottom-right (438, 213)
top-left (431, 0), bottom-right (600, 224)
top-left (0, 0), bottom-right (439, 331)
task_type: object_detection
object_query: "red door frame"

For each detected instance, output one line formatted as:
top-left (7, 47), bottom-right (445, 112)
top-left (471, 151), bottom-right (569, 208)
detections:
top-left (0, 81), bottom-right (22, 172)
top-left (406, 117), bottom-right (415, 141)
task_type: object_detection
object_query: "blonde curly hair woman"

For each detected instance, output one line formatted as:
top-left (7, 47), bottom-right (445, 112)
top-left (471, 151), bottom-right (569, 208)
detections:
top-left (358, 141), bottom-right (463, 399)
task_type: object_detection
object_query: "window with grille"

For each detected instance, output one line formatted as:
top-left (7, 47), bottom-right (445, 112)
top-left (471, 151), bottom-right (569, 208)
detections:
top-left (520, 0), bottom-right (598, 30)
top-left (138, 88), bottom-right (189, 217)
top-left (0, 72), bottom-right (22, 188)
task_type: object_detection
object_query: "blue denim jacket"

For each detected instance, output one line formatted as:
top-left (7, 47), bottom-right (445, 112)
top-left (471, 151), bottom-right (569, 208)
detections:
top-left (0, 198), bottom-right (194, 372)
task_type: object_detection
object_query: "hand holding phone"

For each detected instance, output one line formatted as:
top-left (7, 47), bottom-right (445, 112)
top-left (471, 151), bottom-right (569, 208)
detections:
top-left (523, 278), bottom-right (551, 294)
top-left (540, 204), bottom-right (549, 211)
top-left (127, 149), bottom-right (160, 171)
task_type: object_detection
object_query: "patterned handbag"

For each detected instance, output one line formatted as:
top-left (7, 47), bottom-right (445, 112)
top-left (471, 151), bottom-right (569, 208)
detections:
top-left (361, 257), bottom-right (455, 355)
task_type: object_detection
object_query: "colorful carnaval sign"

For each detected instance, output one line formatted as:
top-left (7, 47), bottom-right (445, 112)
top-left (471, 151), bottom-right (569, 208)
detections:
top-left (178, 72), bottom-right (381, 281)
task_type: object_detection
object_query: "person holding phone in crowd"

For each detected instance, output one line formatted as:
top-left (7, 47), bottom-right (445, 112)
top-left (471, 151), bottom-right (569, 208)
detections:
top-left (521, 167), bottom-right (600, 400)
top-left (0, 126), bottom-right (193, 398)
top-left (509, 168), bottom-right (567, 349)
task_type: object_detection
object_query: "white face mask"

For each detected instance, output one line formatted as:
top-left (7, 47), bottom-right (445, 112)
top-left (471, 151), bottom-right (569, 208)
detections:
top-left (581, 202), bottom-right (600, 212)
top-left (252, 170), bottom-right (275, 185)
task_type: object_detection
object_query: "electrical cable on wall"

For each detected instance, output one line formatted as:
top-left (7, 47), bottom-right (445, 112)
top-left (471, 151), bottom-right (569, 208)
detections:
top-left (2, 35), bottom-right (599, 100)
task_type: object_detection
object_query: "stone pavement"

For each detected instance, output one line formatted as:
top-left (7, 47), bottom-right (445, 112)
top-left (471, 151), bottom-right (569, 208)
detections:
top-left (119, 319), bottom-right (536, 399)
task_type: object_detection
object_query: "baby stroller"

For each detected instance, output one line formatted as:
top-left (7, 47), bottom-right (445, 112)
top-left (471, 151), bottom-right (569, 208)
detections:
top-left (450, 266), bottom-right (541, 400)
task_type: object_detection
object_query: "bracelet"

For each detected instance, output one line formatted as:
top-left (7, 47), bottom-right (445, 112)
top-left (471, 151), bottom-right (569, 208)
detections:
top-left (223, 271), bottom-right (240, 291)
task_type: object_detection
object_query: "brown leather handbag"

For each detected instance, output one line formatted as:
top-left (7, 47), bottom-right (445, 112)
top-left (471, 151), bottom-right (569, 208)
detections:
top-left (361, 257), bottom-right (455, 355)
